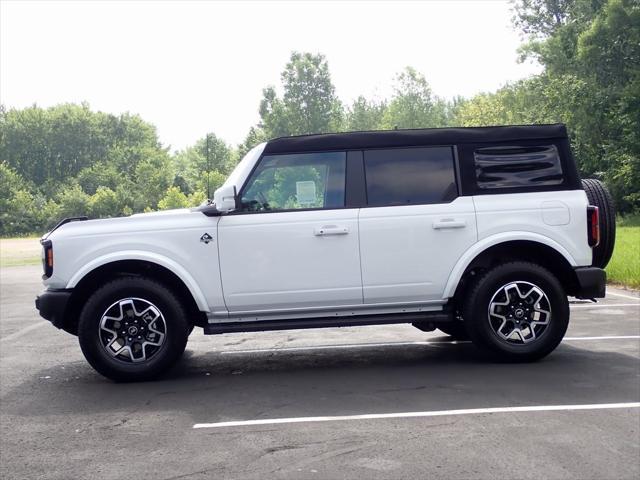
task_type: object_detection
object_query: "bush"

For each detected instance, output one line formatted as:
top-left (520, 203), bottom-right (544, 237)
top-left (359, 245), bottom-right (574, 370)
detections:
top-left (90, 186), bottom-right (120, 218)
top-left (57, 184), bottom-right (91, 218)
top-left (157, 186), bottom-right (189, 210)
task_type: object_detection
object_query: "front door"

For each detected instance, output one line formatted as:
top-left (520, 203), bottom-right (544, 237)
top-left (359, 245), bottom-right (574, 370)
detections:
top-left (218, 151), bottom-right (362, 314)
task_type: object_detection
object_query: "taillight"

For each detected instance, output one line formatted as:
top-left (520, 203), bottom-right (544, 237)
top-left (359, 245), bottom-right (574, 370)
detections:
top-left (41, 240), bottom-right (53, 278)
top-left (587, 206), bottom-right (600, 247)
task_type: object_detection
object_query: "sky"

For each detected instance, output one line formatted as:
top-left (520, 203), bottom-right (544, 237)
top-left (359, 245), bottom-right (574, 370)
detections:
top-left (0, 0), bottom-right (542, 151)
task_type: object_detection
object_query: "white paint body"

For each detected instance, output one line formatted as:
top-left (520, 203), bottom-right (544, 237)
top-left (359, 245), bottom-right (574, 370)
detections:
top-left (44, 142), bottom-right (593, 324)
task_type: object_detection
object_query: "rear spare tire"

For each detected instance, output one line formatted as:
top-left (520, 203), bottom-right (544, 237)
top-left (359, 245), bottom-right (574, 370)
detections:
top-left (582, 178), bottom-right (616, 268)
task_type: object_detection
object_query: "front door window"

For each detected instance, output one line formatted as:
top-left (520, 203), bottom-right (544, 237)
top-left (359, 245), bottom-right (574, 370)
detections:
top-left (240, 152), bottom-right (346, 212)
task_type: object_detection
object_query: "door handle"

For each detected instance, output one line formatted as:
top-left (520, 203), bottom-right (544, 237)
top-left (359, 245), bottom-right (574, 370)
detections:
top-left (432, 219), bottom-right (467, 229)
top-left (314, 225), bottom-right (349, 236)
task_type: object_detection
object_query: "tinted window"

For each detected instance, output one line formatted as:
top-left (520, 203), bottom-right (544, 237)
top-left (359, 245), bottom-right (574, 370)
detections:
top-left (241, 151), bottom-right (346, 211)
top-left (364, 147), bottom-right (457, 206)
top-left (474, 145), bottom-right (563, 189)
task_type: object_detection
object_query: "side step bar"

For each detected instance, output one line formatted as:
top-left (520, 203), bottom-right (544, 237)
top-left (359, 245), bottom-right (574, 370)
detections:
top-left (203, 310), bottom-right (453, 335)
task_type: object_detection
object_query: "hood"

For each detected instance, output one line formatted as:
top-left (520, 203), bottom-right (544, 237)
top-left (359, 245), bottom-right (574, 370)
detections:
top-left (45, 208), bottom-right (208, 242)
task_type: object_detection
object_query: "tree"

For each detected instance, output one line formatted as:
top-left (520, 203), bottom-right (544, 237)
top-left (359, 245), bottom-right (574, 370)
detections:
top-left (56, 184), bottom-right (91, 219)
top-left (89, 186), bottom-right (120, 218)
top-left (382, 67), bottom-right (453, 129)
top-left (157, 186), bottom-right (189, 210)
top-left (0, 103), bottom-right (164, 190)
top-left (492, 0), bottom-right (640, 211)
top-left (346, 96), bottom-right (387, 131)
top-left (576, 0), bottom-right (640, 209)
top-left (157, 186), bottom-right (207, 210)
top-left (512, 0), bottom-right (578, 37)
top-left (172, 133), bottom-right (235, 195)
top-left (134, 149), bottom-right (174, 208)
top-left (237, 126), bottom-right (268, 158)
top-left (258, 52), bottom-right (343, 137)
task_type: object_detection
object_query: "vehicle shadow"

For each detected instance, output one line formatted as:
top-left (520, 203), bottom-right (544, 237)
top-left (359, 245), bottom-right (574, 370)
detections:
top-left (3, 340), bottom-right (640, 425)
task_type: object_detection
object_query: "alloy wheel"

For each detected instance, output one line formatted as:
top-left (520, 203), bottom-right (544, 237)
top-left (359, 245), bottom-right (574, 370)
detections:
top-left (487, 281), bottom-right (552, 344)
top-left (98, 298), bottom-right (167, 363)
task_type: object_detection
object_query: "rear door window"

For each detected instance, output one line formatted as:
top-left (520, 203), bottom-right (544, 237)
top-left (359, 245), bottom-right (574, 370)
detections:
top-left (474, 145), bottom-right (563, 189)
top-left (363, 146), bottom-right (457, 206)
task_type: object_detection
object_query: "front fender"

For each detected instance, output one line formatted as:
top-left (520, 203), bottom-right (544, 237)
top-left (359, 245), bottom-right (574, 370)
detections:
top-left (442, 231), bottom-right (578, 299)
top-left (66, 250), bottom-right (210, 312)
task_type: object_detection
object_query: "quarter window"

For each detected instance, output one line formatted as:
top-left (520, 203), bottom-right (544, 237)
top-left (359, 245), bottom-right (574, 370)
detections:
top-left (241, 151), bottom-right (346, 211)
top-left (363, 147), bottom-right (457, 206)
top-left (474, 145), bottom-right (563, 189)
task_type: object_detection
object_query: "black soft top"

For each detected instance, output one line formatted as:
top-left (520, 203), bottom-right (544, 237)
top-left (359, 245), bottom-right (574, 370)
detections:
top-left (263, 124), bottom-right (568, 154)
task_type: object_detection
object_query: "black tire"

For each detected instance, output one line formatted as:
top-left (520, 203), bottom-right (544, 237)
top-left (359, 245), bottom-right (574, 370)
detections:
top-left (438, 322), bottom-right (469, 340)
top-left (463, 262), bottom-right (569, 362)
top-left (582, 178), bottom-right (616, 268)
top-left (78, 276), bottom-right (189, 382)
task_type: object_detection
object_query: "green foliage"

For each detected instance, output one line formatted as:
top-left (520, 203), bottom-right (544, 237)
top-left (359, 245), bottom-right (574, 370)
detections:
top-left (56, 184), bottom-right (91, 218)
top-left (382, 67), bottom-right (454, 129)
top-left (511, 0), bottom-right (577, 37)
top-left (173, 134), bottom-right (235, 195)
top-left (259, 52), bottom-right (343, 137)
top-left (0, 103), bottom-right (162, 188)
top-left (237, 127), bottom-right (268, 158)
top-left (157, 186), bottom-right (190, 210)
top-left (464, 0), bottom-right (640, 212)
top-left (134, 149), bottom-right (174, 207)
top-left (606, 216), bottom-right (640, 288)
top-left (0, 162), bottom-right (52, 235)
top-left (156, 186), bottom-right (207, 211)
top-left (89, 186), bottom-right (119, 218)
top-left (77, 162), bottom-right (122, 195)
top-left (2, 18), bottom-right (639, 235)
top-left (346, 96), bottom-right (387, 131)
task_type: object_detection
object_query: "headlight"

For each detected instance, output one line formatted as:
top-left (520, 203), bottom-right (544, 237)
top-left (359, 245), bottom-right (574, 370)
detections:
top-left (41, 240), bottom-right (53, 278)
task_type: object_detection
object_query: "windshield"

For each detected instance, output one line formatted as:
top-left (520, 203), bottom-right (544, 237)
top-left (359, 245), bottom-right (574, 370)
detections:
top-left (223, 142), bottom-right (266, 191)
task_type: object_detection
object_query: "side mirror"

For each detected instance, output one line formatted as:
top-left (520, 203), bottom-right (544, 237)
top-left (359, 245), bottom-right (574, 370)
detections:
top-left (213, 185), bottom-right (237, 212)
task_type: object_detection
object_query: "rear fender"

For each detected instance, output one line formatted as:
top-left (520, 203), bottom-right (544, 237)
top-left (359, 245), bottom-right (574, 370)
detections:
top-left (442, 232), bottom-right (577, 299)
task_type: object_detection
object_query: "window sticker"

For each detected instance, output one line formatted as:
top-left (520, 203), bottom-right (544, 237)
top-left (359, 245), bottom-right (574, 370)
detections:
top-left (296, 181), bottom-right (317, 205)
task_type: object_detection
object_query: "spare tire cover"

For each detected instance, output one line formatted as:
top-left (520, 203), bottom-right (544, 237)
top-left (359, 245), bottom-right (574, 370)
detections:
top-left (582, 178), bottom-right (616, 268)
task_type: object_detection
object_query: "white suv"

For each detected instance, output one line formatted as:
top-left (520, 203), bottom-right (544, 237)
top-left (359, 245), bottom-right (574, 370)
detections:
top-left (36, 124), bottom-right (614, 382)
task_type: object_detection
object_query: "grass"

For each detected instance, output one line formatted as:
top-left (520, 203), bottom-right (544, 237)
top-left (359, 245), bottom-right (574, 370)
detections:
top-left (1, 218), bottom-right (638, 289)
top-left (0, 237), bottom-right (41, 268)
top-left (606, 215), bottom-right (640, 289)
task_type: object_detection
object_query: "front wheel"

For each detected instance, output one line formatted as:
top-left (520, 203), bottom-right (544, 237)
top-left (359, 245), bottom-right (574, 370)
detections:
top-left (78, 277), bottom-right (190, 382)
top-left (463, 262), bottom-right (569, 362)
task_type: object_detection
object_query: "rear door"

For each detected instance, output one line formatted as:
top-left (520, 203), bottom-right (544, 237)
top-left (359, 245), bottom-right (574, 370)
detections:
top-left (358, 146), bottom-right (477, 304)
top-left (217, 151), bottom-right (363, 314)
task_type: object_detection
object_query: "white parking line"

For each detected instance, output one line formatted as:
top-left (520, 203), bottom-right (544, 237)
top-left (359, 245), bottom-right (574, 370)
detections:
top-left (608, 291), bottom-right (640, 301)
top-left (193, 402), bottom-right (640, 429)
top-left (0, 321), bottom-right (48, 343)
top-left (571, 303), bottom-right (640, 309)
top-left (220, 335), bottom-right (640, 355)
top-left (564, 335), bottom-right (640, 341)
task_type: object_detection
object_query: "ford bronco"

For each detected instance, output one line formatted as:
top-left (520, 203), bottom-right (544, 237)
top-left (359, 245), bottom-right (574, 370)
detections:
top-left (35, 124), bottom-right (615, 381)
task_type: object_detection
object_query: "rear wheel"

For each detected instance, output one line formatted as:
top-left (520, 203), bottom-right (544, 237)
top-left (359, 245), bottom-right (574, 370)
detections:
top-left (463, 262), bottom-right (569, 362)
top-left (78, 277), bottom-right (190, 382)
top-left (582, 178), bottom-right (616, 268)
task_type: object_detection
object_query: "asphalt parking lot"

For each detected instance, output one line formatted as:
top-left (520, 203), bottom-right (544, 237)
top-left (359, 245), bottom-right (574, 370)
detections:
top-left (1, 265), bottom-right (639, 480)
